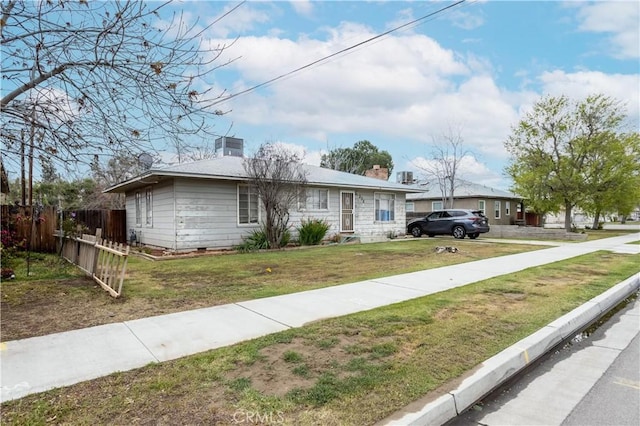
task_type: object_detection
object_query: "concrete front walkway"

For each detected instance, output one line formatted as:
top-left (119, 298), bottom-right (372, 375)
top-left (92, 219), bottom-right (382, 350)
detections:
top-left (1, 234), bottom-right (639, 403)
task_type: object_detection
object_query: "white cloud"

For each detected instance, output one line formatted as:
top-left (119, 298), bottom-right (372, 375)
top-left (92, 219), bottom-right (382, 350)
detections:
top-left (445, 9), bottom-right (485, 31)
top-left (203, 23), bottom-right (530, 166)
top-left (406, 155), bottom-right (504, 188)
top-left (208, 28), bottom-right (477, 131)
top-left (212, 4), bottom-right (272, 38)
top-left (538, 70), bottom-right (640, 121)
top-left (290, 0), bottom-right (314, 18)
top-left (194, 9), bottom-right (638, 191)
top-left (385, 8), bottom-right (417, 33)
top-left (575, 2), bottom-right (640, 59)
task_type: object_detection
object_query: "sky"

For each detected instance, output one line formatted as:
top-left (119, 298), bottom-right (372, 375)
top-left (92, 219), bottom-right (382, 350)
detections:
top-left (156, 1), bottom-right (638, 189)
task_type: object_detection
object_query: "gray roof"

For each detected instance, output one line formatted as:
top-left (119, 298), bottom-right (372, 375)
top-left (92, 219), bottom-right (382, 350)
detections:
top-left (406, 179), bottom-right (520, 201)
top-left (105, 155), bottom-right (420, 193)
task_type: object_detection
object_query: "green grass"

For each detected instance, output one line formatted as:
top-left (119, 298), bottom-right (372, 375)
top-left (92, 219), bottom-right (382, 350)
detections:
top-left (1, 251), bottom-right (82, 282)
top-left (120, 239), bottom-right (546, 306)
top-left (2, 251), bottom-right (638, 425)
top-left (2, 238), bottom-right (546, 341)
top-left (585, 229), bottom-right (640, 240)
top-left (283, 351), bottom-right (304, 363)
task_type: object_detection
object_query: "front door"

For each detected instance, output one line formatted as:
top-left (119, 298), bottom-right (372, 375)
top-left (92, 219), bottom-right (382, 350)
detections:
top-left (340, 191), bottom-right (355, 233)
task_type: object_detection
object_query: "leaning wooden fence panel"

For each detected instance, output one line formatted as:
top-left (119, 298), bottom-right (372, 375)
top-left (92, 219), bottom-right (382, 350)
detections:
top-left (76, 234), bottom-right (99, 276)
top-left (58, 229), bottom-right (129, 298)
top-left (94, 239), bottom-right (130, 298)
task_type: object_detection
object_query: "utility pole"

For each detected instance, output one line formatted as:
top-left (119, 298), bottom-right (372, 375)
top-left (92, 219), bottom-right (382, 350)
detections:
top-left (20, 128), bottom-right (26, 205)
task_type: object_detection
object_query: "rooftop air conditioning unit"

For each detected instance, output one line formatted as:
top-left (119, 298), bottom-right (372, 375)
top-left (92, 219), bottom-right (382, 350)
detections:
top-left (215, 137), bottom-right (244, 157)
top-left (397, 171), bottom-right (414, 184)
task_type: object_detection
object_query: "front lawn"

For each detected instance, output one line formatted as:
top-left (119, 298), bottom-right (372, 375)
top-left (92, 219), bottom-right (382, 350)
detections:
top-left (1, 238), bottom-right (541, 340)
top-left (2, 251), bottom-right (638, 425)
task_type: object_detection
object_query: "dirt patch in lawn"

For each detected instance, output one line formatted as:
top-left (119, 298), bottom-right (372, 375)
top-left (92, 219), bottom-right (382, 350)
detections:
top-left (226, 335), bottom-right (367, 398)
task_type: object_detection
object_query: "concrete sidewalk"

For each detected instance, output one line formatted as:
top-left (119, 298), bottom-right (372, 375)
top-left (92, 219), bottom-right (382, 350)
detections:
top-left (2, 233), bottom-right (639, 403)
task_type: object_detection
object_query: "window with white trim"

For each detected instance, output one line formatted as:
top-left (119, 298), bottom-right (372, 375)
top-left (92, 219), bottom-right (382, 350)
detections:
top-left (505, 201), bottom-right (511, 216)
top-left (135, 192), bottom-right (141, 226)
top-left (478, 200), bottom-right (486, 215)
top-left (494, 200), bottom-right (501, 219)
top-left (432, 201), bottom-right (443, 211)
top-left (405, 202), bottom-right (415, 213)
top-left (301, 188), bottom-right (329, 210)
top-left (238, 184), bottom-right (259, 224)
top-left (375, 193), bottom-right (395, 222)
top-left (145, 188), bottom-right (153, 226)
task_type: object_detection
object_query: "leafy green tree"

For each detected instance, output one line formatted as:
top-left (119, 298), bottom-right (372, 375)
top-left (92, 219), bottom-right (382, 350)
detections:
top-left (34, 178), bottom-right (98, 210)
top-left (580, 132), bottom-right (640, 228)
top-left (505, 94), bottom-right (629, 231)
top-left (321, 140), bottom-right (393, 176)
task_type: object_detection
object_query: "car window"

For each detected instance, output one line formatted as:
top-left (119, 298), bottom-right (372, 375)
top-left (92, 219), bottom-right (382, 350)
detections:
top-left (451, 211), bottom-right (465, 217)
top-left (427, 212), bottom-right (441, 219)
top-left (441, 211), bottom-right (451, 218)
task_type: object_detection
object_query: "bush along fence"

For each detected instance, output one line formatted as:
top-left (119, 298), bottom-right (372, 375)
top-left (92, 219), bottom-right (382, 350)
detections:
top-left (58, 228), bottom-right (130, 298)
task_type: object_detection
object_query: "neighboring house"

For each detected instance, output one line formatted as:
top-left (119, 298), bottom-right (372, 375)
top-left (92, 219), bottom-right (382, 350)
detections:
top-left (405, 180), bottom-right (524, 226)
top-left (104, 155), bottom-right (418, 251)
top-left (545, 206), bottom-right (640, 227)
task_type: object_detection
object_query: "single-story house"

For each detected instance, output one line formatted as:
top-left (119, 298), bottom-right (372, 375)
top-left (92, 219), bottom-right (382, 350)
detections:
top-left (104, 155), bottom-right (419, 251)
top-left (405, 179), bottom-right (525, 226)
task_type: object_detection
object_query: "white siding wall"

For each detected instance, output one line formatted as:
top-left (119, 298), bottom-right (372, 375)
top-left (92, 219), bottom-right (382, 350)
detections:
top-left (289, 188), bottom-right (407, 239)
top-left (352, 190), bottom-right (407, 237)
top-left (289, 187), bottom-right (341, 239)
top-left (126, 179), bottom-right (409, 250)
top-left (126, 180), bottom-right (176, 249)
top-left (174, 178), bottom-right (258, 250)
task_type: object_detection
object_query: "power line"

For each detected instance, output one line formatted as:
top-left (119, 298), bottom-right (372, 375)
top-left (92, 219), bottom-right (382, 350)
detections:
top-left (209, 0), bottom-right (467, 107)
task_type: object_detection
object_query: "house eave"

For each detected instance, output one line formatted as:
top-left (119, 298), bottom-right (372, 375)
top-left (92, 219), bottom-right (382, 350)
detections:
top-left (105, 171), bottom-right (421, 194)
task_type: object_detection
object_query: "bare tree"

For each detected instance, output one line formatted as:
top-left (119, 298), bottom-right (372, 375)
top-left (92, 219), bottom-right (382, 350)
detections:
top-left (1, 0), bottom-right (238, 179)
top-left (89, 152), bottom-right (157, 208)
top-left (415, 126), bottom-right (472, 209)
top-left (243, 143), bottom-right (308, 249)
top-left (181, 137), bottom-right (219, 162)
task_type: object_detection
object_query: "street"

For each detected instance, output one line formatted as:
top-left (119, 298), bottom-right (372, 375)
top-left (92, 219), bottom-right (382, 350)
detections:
top-left (447, 296), bottom-right (640, 426)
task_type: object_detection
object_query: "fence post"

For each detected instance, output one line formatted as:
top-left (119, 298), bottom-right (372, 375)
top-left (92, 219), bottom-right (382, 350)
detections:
top-left (92, 228), bottom-right (103, 275)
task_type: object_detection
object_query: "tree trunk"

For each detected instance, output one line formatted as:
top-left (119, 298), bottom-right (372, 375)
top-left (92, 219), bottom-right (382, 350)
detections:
top-left (591, 210), bottom-right (601, 230)
top-left (564, 202), bottom-right (573, 232)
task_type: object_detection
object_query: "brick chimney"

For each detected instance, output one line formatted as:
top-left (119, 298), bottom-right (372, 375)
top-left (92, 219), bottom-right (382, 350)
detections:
top-left (365, 165), bottom-right (389, 181)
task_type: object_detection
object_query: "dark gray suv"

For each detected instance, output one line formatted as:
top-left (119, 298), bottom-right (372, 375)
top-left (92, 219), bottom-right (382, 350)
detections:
top-left (407, 209), bottom-right (490, 239)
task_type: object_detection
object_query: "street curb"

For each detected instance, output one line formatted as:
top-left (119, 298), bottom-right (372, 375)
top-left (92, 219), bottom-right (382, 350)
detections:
top-left (385, 272), bottom-right (640, 426)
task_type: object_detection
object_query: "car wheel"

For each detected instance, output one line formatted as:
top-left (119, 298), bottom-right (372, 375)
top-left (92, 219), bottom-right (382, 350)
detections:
top-left (452, 226), bottom-right (466, 239)
top-left (468, 233), bottom-right (478, 239)
top-left (428, 234), bottom-right (435, 238)
top-left (410, 226), bottom-right (422, 238)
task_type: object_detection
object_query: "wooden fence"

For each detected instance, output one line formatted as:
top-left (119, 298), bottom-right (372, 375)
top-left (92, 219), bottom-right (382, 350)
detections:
top-left (1, 206), bottom-right (127, 253)
top-left (62, 209), bottom-right (127, 243)
top-left (59, 229), bottom-right (130, 298)
top-left (1, 205), bottom-right (58, 252)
